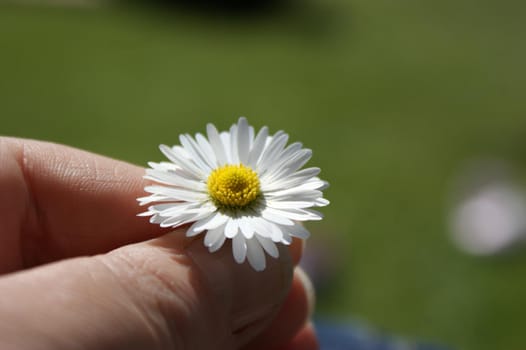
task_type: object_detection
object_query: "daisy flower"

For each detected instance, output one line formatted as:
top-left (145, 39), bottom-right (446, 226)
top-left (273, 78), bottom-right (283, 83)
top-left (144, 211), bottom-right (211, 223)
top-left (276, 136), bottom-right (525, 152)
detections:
top-left (138, 117), bottom-right (329, 271)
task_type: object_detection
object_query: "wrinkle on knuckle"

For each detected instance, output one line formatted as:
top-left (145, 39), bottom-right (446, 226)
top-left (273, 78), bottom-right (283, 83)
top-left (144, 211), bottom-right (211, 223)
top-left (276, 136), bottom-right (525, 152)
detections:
top-left (94, 253), bottom-right (183, 350)
top-left (104, 247), bottom-right (211, 349)
top-left (105, 244), bottom-right (230, 349)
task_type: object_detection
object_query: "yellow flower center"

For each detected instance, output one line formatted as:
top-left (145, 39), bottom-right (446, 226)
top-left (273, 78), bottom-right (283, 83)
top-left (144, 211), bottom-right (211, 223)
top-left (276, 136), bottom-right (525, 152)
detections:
top-left (207, 164), bottom-right (261, 209)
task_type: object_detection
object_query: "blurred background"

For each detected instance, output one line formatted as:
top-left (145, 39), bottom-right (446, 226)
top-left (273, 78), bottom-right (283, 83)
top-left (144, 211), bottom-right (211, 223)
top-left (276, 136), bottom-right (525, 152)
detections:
top-left (1, 0), bottom-right (526, 348)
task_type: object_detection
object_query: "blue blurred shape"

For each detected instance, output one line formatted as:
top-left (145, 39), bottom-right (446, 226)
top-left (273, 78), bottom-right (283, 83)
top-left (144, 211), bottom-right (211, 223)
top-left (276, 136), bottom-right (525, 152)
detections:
top-left (315, 319), bottom-right (451, 350)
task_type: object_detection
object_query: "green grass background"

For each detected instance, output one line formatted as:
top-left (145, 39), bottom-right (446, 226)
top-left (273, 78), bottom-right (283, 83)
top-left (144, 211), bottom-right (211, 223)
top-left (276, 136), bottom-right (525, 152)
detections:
top-left (1, 0), bottom-right (526, 348)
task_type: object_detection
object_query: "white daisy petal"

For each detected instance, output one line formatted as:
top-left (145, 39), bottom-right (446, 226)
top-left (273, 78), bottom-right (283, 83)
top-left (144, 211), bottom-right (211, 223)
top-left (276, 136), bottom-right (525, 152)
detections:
top-left (139, 117), bottom-right (328, 271)
top-left (248, 126), bottom-right (255, 148)
top-left (220, 132), bottom-right (233, 164)
top-left (186, 210), bottom-right (217, 225)
top-left (208, 225), bottom-right (228, 252)
top-left (171, 145), bottom-right (191, 158)
top-left (267, 221), bottom-right (285, 242)
top-left (261, 207), bottom-right (295, 226)
top-left (159, 208), bottom-right (213, 228)
top-left (138, 194), bottom-right (162, 202)
top-left (159, 144), bottom-right (205, 179)
top-left (179, 134), bottom-right (214, 172)
top-left (145, 169), bottom-right (206, 191)
top-left (137, 194), bottom-right (171, 206)
top-left (259, 142), bottom-right (303, 179)
top-left (149, 214), bottom-right (165, 224)
top-left (314, 198), bottom-right (330, 207)
top-left (266, 190), bottom-right (324, 203)
top-left (260, 167), bottom-right (320, 192)
top-left (263, 149), bottom-right (312, 182)
top-left (159, 213), bottom-right (195, 228)
top-left (195, 133), bottom-right (218, 168)
top-left (209, 236), bottom-right (227, 252)
top-left (281, 230), bottom-right (293, 245)
top-left (192, 211), bottom-right (229, 232)
top-left (247, 126), bottom-right (269, 168)
top-left (144, 186), bottom-right (207, 202)
top-left (239, 217), bottom-right (256, 239)
top-left (280, 142), bottom-right (304, 159)
top-left (289, 166), bottom-right (321, 177)
top-left (255, 235), bottom-right (279, 258)
top-left (148, 203), bottom-right (185, 212)
top-left (236, 117), bottom-right (250, 164)
top-left (147, 161), bottom-right (179, 172)
top-left (249, 216), bottom-right (271, 239)
top-left (232, 233), bottom-right (247, 263)
top-left (246, 238), bottom-right (266, 271)
top-left (225, 218), bottom-right (239, 238)
top-left (260, 217), bottom-right (282, 239)
top-left (267, 207), bottom-right (323, 221)
top-left (187, 211), bottom-right (226, 236)
top-left (158, 202), bottom-right (202, 217)
top-left (206, 123), bottom-right (228, 165)
top-left (287, 223), bottom-right (311, 239)
top-left (229, 123), bottom-right (239, 164)
top-left (187, 219), bottom-right (207, 237)
top-left (265, 181), bottom-right (326, 197)
top-left (204, 226), bottom-right (225, 246)
top-left (315, 179), bottom-right (330, 191)
top-left (257, 132), bottom-right (288, 173)
top-left (266, 200), bottom-right (319, 210)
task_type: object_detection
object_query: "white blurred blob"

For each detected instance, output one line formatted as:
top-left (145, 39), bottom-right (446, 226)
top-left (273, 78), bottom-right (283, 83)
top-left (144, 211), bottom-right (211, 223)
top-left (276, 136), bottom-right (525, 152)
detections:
top-left (449, 161), bottom-right (526, 255)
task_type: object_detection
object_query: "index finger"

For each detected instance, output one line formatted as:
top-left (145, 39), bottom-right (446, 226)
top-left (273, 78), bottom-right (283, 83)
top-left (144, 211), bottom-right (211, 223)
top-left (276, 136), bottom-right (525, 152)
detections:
top-left (1, 137), bottom-right (165, 267)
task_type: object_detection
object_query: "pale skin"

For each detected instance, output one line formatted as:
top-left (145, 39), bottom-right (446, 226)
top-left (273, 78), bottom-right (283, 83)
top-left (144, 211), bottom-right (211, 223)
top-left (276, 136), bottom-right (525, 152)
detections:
top-left (0, 137), bottom-right (318, 350)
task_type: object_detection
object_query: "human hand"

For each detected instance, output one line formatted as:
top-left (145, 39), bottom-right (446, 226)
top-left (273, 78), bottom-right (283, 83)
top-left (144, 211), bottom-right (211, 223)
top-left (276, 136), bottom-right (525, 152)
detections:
top-left (0, 138), bottom-right (317, 350)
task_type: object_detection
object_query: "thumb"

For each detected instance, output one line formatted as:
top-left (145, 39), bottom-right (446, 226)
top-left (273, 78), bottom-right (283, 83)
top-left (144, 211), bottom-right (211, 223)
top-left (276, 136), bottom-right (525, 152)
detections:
top-left (0, 230), bottom-right (294, 350)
